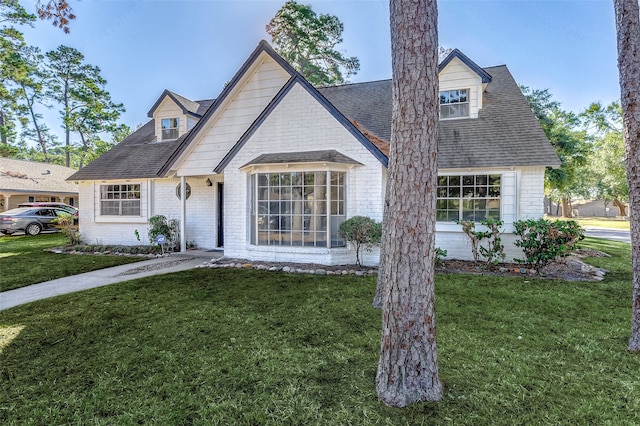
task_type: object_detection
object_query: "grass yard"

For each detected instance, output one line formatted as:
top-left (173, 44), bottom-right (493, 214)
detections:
top-left (0, 234), bottom-right (144, 292)
top-left (0, 238), bottom-right (638, 424)
top-left (552, 216), bottom-right (631, 230)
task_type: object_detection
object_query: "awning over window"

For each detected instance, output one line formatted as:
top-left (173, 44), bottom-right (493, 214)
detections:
top-left (240, 150), bottom-right (363, 169)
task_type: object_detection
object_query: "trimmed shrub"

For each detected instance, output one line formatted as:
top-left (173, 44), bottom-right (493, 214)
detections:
top-left (339, 216), bottom-right (382, 267)
top-left (513, 218), bottom-right (584, 268)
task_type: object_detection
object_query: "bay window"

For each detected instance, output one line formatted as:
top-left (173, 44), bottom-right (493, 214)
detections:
top-left (251, 171), bottom-right (346, 247)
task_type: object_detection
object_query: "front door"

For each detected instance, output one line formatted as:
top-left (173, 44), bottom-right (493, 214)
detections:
top-left (217, 183), bottom-right (224, 247)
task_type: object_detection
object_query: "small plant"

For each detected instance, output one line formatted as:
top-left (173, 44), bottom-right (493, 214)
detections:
top-left (53, 213), bottom-right (81, 245)
top-left (148, 215), bottom-right (180, 251)
top-left (457, 218), bottom-right (505, 268)
top-left (435, 247), bottom-right (447, 266)
top-left (513, 218), bottom-right (584, 269)
top-left (134, 229), bottom-right (141, 242)
top-left (339, 216), bottom-right (382, 267)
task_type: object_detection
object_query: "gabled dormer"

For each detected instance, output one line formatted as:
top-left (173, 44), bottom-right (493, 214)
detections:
top-left (147, 90), bottom-right (206, 141)
top-left (438, 49), bottom-right (492, 120)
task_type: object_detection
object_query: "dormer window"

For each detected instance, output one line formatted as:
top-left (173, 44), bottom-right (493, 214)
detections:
top-left (161, 118), bottom-right (179, 140)
top-left (440, 89), bottom-right (469, 119)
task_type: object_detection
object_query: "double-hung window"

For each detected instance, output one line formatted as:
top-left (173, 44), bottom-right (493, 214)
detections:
top-left (440, 89), bottom-right (469, 119)
top-left (161, 118), bottom-right (179, 140)
top-left (436, 174), bottom-right (500, 222)
top-left (100, 184), bottom-right (141, 216)
top-left (250, 171), bottom-right (346, 248)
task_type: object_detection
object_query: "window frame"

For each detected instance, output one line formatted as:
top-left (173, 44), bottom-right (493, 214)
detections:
top-left (99, 184), bottom-right (142, 217)
top-left (439, 88), bottom-right (470, 119)
top-left (436, 173), bottom-right (501, 223)
top-left (161, 117), bottom-right (179, 140)
top-left (250, 170), bottom-right (347, 248)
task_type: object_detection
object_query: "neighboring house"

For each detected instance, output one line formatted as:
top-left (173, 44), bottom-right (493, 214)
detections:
top-left (67, 40), bottom-right (559, 265)
top-left (0, 157), bottom-right (79, 212)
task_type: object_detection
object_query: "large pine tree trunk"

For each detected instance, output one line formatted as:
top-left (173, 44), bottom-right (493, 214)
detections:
top-left (374, 0), bottom-right (443, 406)
top-left (614, 0), bottom-right (640, 351)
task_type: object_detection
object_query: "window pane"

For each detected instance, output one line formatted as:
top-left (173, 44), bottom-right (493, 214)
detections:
top-left (436, 174), bottom-right (501, 222)
top-left (252, 171), bottom-right (345, 247)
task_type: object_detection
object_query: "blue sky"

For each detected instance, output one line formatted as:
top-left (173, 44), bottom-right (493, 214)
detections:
top-left (19, 0), bottom-right (619, 138)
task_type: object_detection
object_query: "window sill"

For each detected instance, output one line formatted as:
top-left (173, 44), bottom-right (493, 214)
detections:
top-left (248, 245), bottom-right (349, 254)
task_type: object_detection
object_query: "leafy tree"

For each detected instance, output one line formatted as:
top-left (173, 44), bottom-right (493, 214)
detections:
top-left (374, 0), bottom-right (442, 407)
top-left (14, 45), bottom-right (58, 162)
top-left (614, 0), bottom-right (640, 352)
top-left (0, 1), bottom-right (34, 153)
top-left (521, 86), bottom-right (589, 217)
top-left (579, 101), bottom-right (627, 216)
top-left (45, 45), bottom-right (124, 167)
top-left (266, 0), bottom-right (359, 86)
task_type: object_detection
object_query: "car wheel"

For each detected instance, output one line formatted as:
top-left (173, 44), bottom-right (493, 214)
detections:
top-left (25, 223), bottom-right (42, 236)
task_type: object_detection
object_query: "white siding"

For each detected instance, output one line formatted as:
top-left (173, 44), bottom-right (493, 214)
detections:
top-left (175, 55), bottom-right (290, 177)
top-left (435, 167), bottom-right (546, 261)
top-left (439, 57), bottom-right (484, 119)
top-left (153, 97), bottom-right (186, 140)
top-left (78, 176), bottom-right (223, 249)
top-left (222, 82), bottom-right (386, 266)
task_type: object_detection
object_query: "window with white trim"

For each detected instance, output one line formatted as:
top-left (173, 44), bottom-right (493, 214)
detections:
top-left (161, 118), bottom-right (179, 140)
top-left (436, 174), bottom-right (500, 222)
top-left (250, 171), bottom-right (346, 248)
top-left (439, 89), bottom-right (469, 119)
top-left (100, 184), bottom-right (141, 216)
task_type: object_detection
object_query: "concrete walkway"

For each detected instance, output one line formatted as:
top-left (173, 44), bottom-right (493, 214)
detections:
top-left (0, 250), bottom-right (222, 311)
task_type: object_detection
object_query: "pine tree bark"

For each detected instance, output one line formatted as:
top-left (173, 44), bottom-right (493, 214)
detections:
top-left (614, 0), bottom-right (640, 351)
top-left (374, 0), bottom-right (443, 406)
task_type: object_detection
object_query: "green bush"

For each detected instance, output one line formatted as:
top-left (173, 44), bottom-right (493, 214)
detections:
top-left (513, 218), bottom-right (584, 268)
top-left (148, 215), bottom-right (180, 251)
top-left (338, 216), bottom-right (382, 267)
top-left (457, 218), bottom-right (505, 268)
top-left (52, 213), bottom-right (81, 245)
top-left (435, 247), bottom-right (447, 266)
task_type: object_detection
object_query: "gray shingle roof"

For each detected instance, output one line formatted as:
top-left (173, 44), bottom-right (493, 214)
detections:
top-left (318, 65), bottom-right (560, 169)
top-left (241, 150), bottom-right (362, 169)
top-left (69, 58), bottom-right (559, 182)
top-left (68, 120), bottom-right (189, 181)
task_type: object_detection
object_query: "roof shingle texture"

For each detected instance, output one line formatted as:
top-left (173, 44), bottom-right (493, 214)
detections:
top-left (318, 65), bottom-right (560, 168)
top-left (241, 150), bottom-right (362, 168)
top-left (0, 157), bottom-right (79, 193)
top-left (68, 64), bottom-right (559, 182)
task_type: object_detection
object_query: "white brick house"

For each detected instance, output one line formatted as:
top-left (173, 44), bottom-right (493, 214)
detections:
top-left (68, 41), bottom-right (559, 265)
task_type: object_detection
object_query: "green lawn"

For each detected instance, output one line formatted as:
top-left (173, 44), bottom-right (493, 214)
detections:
top-left (552, 216), bottom-right (631, 230)
top-left (0, 234), bottom-right (144, 292)
top-left (0, 238), bottom-right (638, 424)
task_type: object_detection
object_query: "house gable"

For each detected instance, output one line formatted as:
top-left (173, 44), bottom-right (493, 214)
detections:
top-left (149, 94), bottom-right (191, 142)
top-left (438, 49), bottom-right (492, 120)
top-left (162, 42), bottom-right (293, 178)
top-left (214, 76), bottom-right (388, 174)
